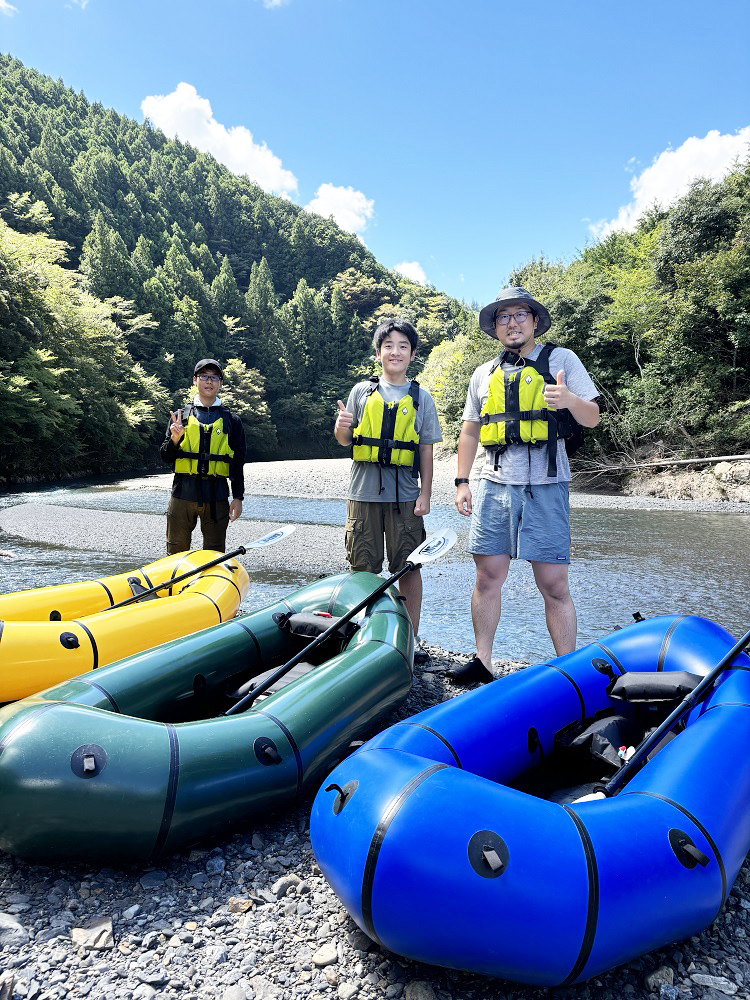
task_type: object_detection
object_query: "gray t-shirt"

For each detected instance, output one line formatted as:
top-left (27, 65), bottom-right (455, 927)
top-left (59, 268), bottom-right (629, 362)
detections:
top-left (462, 344), bottom-right (599, 485)
top-left (345, 378), bottom-right (443, 502)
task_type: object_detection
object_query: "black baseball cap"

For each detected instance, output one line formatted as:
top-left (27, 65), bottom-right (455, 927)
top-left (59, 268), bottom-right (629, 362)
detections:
top-left (194, 359), bottom-right (224, 378)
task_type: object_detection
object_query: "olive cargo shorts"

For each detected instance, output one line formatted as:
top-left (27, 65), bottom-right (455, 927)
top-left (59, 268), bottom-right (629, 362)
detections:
top-left (345, 500), bottom-right (426, 574)
top-left (166, 496), bottom-right (230, 554)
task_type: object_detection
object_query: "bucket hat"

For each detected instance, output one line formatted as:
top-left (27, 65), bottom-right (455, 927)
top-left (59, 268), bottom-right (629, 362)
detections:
top-left (194, 358), bottom-right (224, 379)
top-left (478, 287), bottom-right (551, 339)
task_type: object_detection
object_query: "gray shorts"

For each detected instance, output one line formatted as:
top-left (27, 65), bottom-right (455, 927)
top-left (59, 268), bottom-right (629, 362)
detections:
top-left (466, 480), bottom-right (571, 564)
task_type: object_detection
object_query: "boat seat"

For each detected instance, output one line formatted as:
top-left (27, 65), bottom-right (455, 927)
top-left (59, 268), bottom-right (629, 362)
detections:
top-left (127, 577), bottom-right (158, 601)
top-left (609, 670), bottom-right (700, 703)
top-left (281, 612), bottom-right (359, 642)
top-left (226, 661), bottom-right (316, 703)
top-left (222, 614), bottom-right (358, 708)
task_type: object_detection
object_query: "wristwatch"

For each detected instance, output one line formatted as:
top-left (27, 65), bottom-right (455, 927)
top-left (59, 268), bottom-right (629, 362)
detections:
top-left (454, 478), bottom-right (469, 487)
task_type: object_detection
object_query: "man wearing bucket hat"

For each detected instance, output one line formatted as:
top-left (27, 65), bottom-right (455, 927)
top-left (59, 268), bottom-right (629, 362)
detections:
top-left (451, 288), bottom-right (600, 684)
top-left (160, 358), bottom-right (246, 553)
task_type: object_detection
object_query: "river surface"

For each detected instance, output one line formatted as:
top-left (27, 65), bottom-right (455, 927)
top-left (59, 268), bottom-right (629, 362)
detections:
top-left (1, 479), bottom-right (749, 664)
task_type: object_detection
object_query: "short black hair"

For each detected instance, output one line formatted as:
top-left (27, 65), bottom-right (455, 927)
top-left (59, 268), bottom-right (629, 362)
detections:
top-left (372, 318), bottom-right (419, 353)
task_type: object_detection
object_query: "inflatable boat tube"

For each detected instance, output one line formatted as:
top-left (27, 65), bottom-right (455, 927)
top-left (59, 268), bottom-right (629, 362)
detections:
top-left (0, 571), bottom-right (413, 864)
top-left (310, 615), bottom-right (750, 986)
top-left (0, 550), bottom-right (249, 701)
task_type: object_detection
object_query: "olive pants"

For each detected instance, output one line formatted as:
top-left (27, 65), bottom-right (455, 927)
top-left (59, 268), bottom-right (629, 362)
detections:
top-left (166, 496), bottom-right (230, 554)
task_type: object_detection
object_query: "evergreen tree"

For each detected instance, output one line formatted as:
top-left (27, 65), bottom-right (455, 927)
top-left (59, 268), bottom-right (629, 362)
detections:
top-left (79, 211), bottom-right (134, 299)
top-left (211, 255), bottom-right (244, 321)
top-left (219, 358), bottom-right (278, 457)
top-left (244, 257), bottom-right (284, 389)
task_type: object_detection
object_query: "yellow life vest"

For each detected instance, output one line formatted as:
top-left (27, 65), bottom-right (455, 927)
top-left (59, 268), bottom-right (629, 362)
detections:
top-left (174, 407), bottom-right (234, 478)
top-left (480, 347), bottom-right (573, 477)
top-left (352, 379), bottom-right (420, 475)
top-left (480, 365), bottom-right (553, 448)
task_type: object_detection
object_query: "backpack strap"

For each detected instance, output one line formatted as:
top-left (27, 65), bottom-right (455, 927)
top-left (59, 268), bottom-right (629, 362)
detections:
top-left (408, 378), bottom-right (420, 410)
top-left (408, 380), bottom-right (421, 479)
top-left (526, 343), bottom-right (556, 381)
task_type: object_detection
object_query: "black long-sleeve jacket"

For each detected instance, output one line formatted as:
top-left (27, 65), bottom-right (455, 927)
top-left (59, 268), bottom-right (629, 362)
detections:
top-left (160, 401), bottom-right (246, 503)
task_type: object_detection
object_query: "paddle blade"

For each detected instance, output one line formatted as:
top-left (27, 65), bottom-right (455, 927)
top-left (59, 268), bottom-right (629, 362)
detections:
top-left (244, 525), bottom-right (296, 549)
top-left (406, 528), bottom-right (457, 567)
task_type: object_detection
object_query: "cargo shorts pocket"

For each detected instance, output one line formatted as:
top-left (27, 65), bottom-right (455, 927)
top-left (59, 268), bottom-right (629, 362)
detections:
top-left (345, 515), bottom-right (364, 566)
top-left (345, 515), bottom-right (381, 573)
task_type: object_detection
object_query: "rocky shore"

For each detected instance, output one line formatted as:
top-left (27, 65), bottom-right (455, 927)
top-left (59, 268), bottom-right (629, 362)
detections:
top-left (2, 458), bottom-right (750, 1000)
top-left (3, 648), bottom-right (750, 1000)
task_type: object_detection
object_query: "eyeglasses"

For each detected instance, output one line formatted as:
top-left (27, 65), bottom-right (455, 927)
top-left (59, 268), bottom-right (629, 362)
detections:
top-left (495, 310), bottom-right (532, 326)
top-left (196, 374), bottom-right (221, 383)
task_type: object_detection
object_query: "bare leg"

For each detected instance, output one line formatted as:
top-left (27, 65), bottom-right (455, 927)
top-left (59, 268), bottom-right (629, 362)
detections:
top-left (472, 554), bottom-right (510, 666)
top-left (532, 561), bottom-right (577, 655)
top-left (398, 568), bottom-right (422, 635)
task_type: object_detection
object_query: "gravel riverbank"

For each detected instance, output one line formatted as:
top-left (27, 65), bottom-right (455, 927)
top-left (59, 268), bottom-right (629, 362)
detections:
top-left (2, 458), bottom-right (750, 1000)
top-left (3, 650), bottom-right (750, 1000)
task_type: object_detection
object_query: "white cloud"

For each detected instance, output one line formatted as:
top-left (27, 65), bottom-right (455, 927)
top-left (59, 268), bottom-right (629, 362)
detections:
top-left (141, 82), bottom-right (298, 198)
top-left (394, 261), bottom-right (427, 285)
top-left (0, 0), bottom-right (18, 15)
top-left (591, 127), bottom-right (750, 238)
top-left (257, 0), bottom-right (291, 7)
top-left (305, 183), bottom-right (374, 235)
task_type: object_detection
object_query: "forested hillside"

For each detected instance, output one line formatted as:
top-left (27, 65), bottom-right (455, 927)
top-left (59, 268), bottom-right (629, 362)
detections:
top-left (423, 162), bottom-right (750, 463)
top-left (0, 54), bottom-right (476, 481)
top-left (1, 53), bottom-right (748, 484)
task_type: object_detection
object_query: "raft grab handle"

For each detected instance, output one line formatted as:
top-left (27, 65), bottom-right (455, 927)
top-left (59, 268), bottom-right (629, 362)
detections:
top-left (468, 831), bottom-right (509, 879)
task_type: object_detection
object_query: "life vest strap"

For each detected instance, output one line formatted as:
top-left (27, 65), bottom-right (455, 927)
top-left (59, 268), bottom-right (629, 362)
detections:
top-left (175, 450), bottom-right (231, 463)
top-left (481, 410), bottom-right (549, 426)
top-left (352, 435), bottom-right (418, 452)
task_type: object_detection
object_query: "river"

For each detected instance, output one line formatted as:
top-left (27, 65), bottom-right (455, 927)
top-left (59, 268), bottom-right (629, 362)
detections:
top-left (1, 475), bottom-right (749, 664)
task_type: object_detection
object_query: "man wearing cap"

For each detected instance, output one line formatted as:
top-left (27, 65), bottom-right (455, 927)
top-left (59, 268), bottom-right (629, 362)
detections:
top-left (451, 288), bottom-right (600, 684)
top-left (160, 359), bottom-right (246, 553)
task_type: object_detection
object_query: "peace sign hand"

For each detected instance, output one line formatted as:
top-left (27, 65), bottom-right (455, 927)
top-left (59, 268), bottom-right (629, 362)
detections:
top-left (170, 410), bottom-right (185, 443)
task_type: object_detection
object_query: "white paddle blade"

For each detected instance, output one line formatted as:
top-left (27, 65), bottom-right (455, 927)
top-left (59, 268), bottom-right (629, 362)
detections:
top-left (245, 524), bottom-right (296, 549)
top-left (406, 528), bottom-right (457, 567)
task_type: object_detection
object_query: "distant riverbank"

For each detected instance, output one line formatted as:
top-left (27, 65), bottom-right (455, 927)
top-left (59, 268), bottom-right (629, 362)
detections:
top-left (3, 453), bottom-right (750, 512)
top-left (2, 456), bottom-right (749, 574)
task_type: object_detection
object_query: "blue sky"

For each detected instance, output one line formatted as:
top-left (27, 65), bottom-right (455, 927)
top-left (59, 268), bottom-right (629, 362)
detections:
top-left (2, 0), bottom-right (749, 307)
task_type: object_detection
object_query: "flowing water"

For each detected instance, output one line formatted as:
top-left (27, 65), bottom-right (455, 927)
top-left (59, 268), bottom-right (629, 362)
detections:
top-left (1, 479), bottom-right (749, 664)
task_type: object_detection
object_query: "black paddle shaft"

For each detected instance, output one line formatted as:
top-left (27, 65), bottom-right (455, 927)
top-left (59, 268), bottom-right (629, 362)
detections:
top-left (106, 546), bottom-right (247, 612)
top-left (604, 626), bottom-right (750, 797)
top-left (225, 561), bottom-right (416, 716)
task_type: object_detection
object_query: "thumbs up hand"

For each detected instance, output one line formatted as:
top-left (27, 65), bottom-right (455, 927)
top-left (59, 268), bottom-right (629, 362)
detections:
top-left (335, 399), bottom-right (354, 432)
top-left (543, 369), bottom-right (571, 409)
top-left (334, 399), bottom-right (355, 445)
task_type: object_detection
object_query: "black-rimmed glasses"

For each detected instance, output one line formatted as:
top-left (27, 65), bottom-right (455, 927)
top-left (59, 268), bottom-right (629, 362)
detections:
top-left (495, 310), bottom-right (532, 326)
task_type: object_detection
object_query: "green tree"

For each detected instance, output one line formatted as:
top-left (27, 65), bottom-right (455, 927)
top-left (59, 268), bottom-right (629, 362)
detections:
top-left (219, 358), bottom-right (278, 457)
top-left (211, 255), bottom-right (244, 321)
top-left (80, 211), bottom-right (134, 299)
